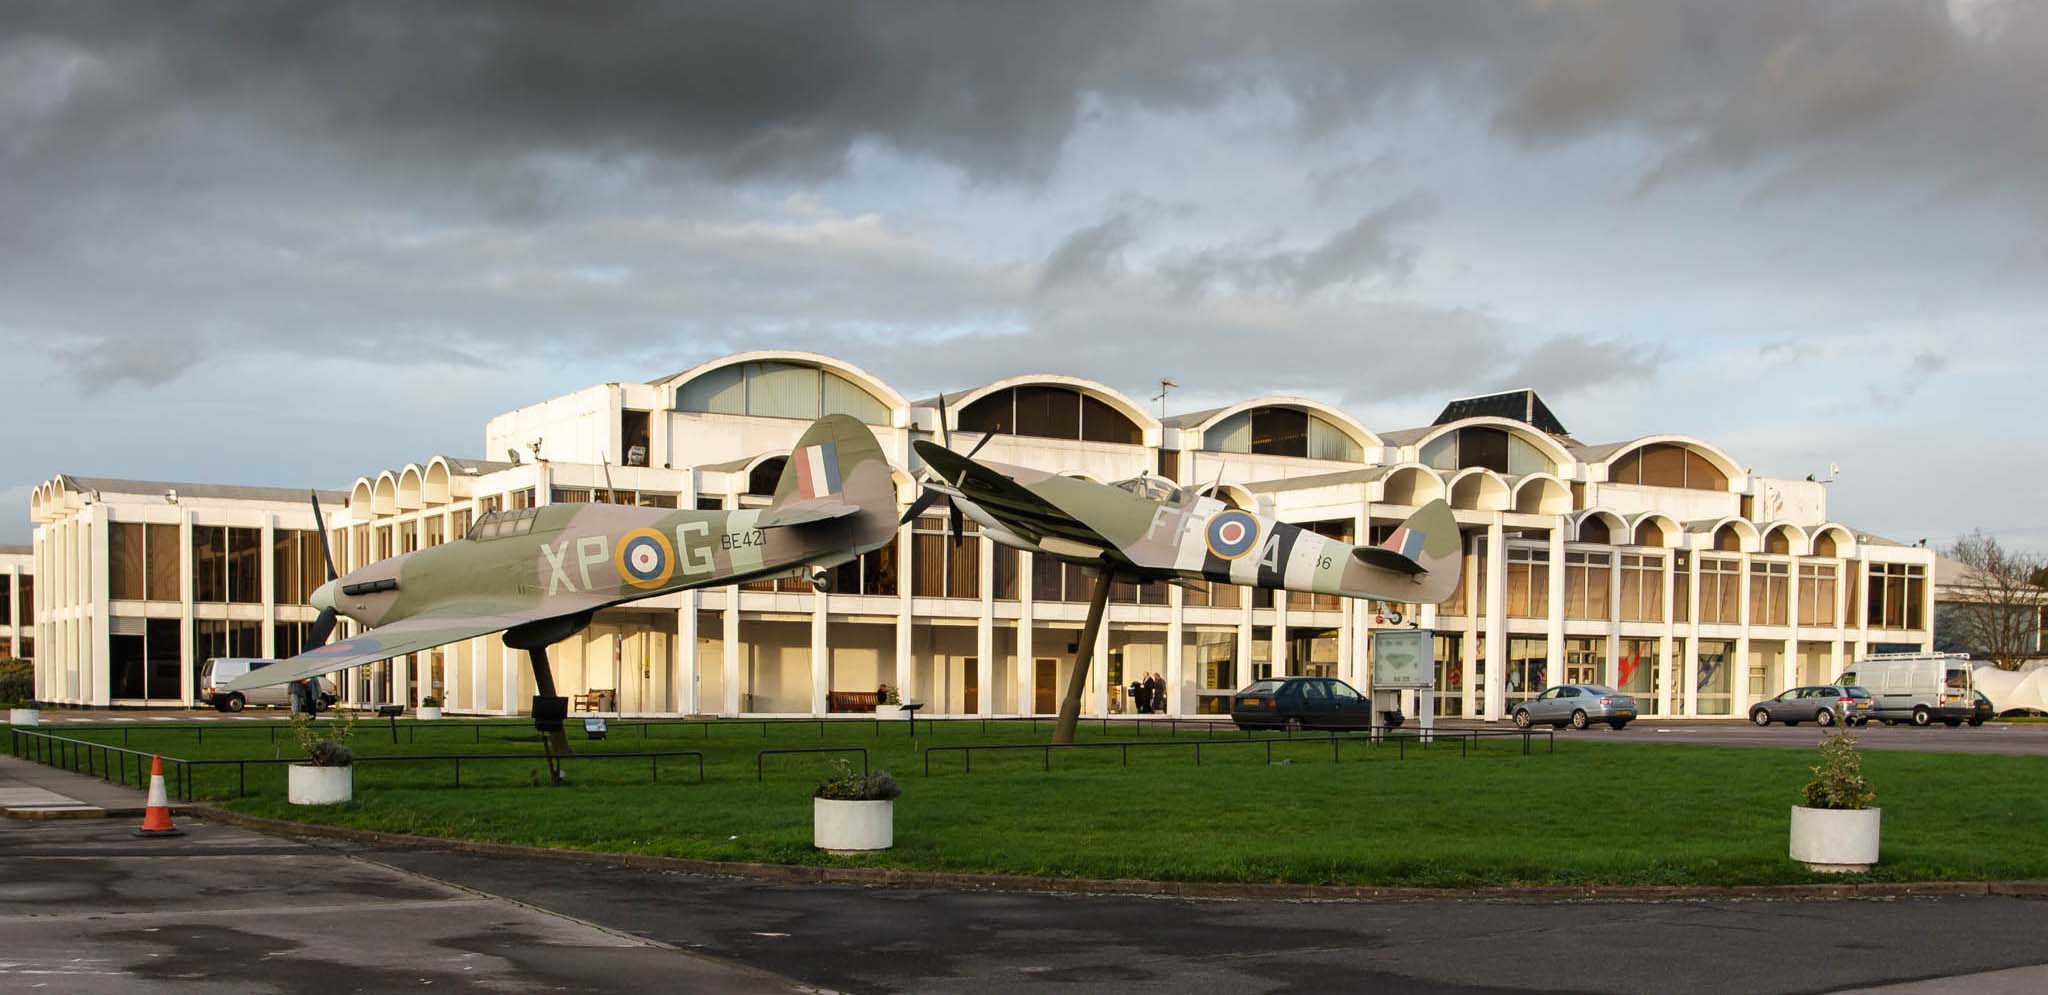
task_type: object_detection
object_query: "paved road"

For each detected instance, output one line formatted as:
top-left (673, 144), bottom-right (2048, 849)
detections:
top-left (1429, 718), bottom-right (2048, 756)
top-left (6, 813), bottom-right (2046, 993)
top-left (0, 817), bottom-right (802, 993)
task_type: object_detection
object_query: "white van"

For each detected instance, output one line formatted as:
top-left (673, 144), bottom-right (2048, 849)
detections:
top-left (199, 658), bottom-right (336, 713)
top-left (1836, 652), bottom-right (1975, 727)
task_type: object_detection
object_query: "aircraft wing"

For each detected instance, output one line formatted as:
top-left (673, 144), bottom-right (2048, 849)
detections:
top-left (219, 602), bottom-right (576, 692)
top-left (754, 498), bottom-right (860, 529)
top-left (912, 441), bottom-right (1115, 548)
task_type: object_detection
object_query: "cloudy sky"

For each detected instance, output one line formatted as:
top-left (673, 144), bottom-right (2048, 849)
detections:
top-left (3, 0), bottom-right (2044, 549)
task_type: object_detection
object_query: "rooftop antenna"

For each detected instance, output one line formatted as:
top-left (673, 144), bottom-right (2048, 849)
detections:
top-left (1153, 378), bottom-right (1178, 421)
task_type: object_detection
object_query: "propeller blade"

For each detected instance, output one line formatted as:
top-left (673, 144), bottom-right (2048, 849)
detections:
top-left (935, 392), bottom-right (951, 450)
top-left (304, 607), bottom-right (338, 652)
top-left (898, 488), bottom-right (942, 526)
top-left (949, 500), bottom-right (965, 548)
top-left (964, 429), bottom-right (994, 461)
top-left (309, 491), bottom-right (339, 581)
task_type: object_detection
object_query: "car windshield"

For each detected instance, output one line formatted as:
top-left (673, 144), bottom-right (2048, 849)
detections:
top-left (1242, 680), bottom-right (1283, 695)
top-left (1945, 668), bottom-right (1971, 691)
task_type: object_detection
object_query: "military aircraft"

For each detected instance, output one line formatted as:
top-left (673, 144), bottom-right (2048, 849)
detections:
top-left (905, 404), bottom-right (1460, 742)
top-left (225, 414), bottom-right (899, 771)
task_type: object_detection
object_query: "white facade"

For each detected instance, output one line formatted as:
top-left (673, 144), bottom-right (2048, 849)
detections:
top-left (25, 350), bottom-right (1937, 719)
top-left (0, 545), bottom-right (29, 662)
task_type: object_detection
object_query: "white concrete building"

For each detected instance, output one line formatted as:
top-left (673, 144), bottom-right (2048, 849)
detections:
top-left (25, 350), bottom-right (1936, 719)
top-left (0, 545), bottom-right (30, 662)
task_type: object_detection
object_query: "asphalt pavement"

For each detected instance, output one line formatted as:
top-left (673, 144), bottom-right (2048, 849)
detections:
top-left (1431, 717), bottom-right (2048, 756)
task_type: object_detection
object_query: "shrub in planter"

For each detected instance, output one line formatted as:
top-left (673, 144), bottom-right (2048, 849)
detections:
top-left (1791, 730), bottom-right (1880, 872)
top-left (288, 711), bottom-right (357, 805)
top-left (418, 695), bottom-right (443, 720)
top-left (874, 683), bottom-right (906, 719)
top-left (813, 759), bottom-right (900, 851)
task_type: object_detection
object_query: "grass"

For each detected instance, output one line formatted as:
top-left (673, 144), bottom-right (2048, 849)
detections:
top-left (18, 717), bottom-right (2048, 889)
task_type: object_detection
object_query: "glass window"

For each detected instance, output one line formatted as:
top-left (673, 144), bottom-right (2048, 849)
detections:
top-left (272, 529), bottom-right (301, 606)
top-left (746, 362), bottom-right (822, 419)
top-left (1307, 416), bottom-right (1363, 462)
top-left (1866, 563), bottom-right (1926, 629)
top-left (1673, 553), bottom-right (1690, 623)
top-left (1698, 557), bottom-right (1741, 624)
top-left (1015, 385), bottom-right (1081, 439)
top-left (191, 526), bottom-right (227, 603)
top-left (1618, 637), bottom-right (1659, 714)
top-left (1564, 551), bottom-right (1612, 621)
top-left (1697, 639), bottom-right (1734, 715)
top-left (1751, 561), bottom-right (1789, 626)
top-left (1081, 395), bottom-right (1141, 445)
top-left (823, 371), bottom-right (891, 425)
top-left (1505, 636), bottom-right (1548, 710)
top-left (110, 522), bottom-right (145, 601)
top-left (1206, 411), bottom-right (1251, 453)
top-left (1189, 628), bottom-right (1239, 714)
top-left (1328, 680), bottom-right (1361, 701)
top-left (1619, 553), bottom-right (1663, 622)
top-left (145, 524), bottom-right (180, 601)
top-left (1798, 563), bottom-right (1837, 626)
top-left (675, 363), bottom-right (745, 414)
top-left (1250, 406), bottom-right (1308, 457)
top-left (1610, 444), bottom-right (1728, 491)
top-left (1505, 547), bottom-right (1549, 618)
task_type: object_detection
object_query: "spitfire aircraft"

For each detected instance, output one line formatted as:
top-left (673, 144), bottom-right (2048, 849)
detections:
top-left (906, 407), bottom-right (1460, 742)
top-left (225, 414), bottom-right (899, 770)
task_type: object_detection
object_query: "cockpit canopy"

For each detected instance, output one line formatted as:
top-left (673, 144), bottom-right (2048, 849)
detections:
top-left (1109, 474), bottom-right (1188, 504)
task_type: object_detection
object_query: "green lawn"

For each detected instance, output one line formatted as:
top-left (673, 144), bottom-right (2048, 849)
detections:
top-left (21, 717), bottom-right (2048, 888)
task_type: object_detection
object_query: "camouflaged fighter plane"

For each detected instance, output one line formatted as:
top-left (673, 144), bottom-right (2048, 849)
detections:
top-left (222, 415), bottom-right (898, 757)
top-left (906, 413), bottom-right (1460, 740)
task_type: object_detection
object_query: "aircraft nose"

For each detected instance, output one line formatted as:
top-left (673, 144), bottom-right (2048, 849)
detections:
top-left (311, 580), bottom-right (335, 612)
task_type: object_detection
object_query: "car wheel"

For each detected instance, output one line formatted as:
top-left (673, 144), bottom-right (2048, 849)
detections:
top-left (224, 693), bottom-right (246, 713)
top-left (1968, 718), bottom-right (1984, 727)
top-left (1816, 709), bottom-right (1836, 727)
top-left (1943, 719), bottom-right (1963, 728)
top-left (1568, 710), bottom-right (1589, 730)
top-left (1911, 706), bottom-right (1932, 727)
top-left (1608, 719), bottom-right (1629, 730)
top-left (1513, 710), bottom-right (1533, 729)
top-left (1751, 709), bottom-right (1772, 727)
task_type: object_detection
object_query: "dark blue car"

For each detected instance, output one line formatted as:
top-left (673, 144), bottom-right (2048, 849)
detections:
top-left (1231, 677), bottom-right (1375, 731)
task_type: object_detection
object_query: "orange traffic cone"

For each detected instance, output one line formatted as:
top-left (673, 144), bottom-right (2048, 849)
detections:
top-left (135, 754), bottom-right (183, 838)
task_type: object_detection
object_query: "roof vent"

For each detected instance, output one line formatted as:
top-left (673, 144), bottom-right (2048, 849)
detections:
top-left (1431, 389), bottom-right (1567, 436)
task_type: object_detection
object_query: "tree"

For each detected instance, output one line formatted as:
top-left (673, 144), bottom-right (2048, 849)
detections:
top-left (1941, 532), bottom-right (2048, 671)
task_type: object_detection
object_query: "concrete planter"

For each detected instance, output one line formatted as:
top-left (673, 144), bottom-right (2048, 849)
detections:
top-left (417, 706), bottom-right (442, 721)
top-left (1790, 805), bottom-right (1880, 872)
top-left (8, 707), bottom-right (40, 727)
top-left (873, 704), bottom-right (906, 721)
top-left (289, 764), bottom-right (354, 806)
top-left (814, 798), bottom-right (894, 851)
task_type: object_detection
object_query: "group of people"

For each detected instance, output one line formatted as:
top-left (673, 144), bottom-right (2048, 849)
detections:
top-left (1125, 672), bottom-right (1167, 714)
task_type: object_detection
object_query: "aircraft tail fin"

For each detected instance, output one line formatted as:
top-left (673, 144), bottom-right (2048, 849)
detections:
top-left (758, 415), bottom-right (897, 546)
top-left (1350, 499), bottom-right (1462, 604)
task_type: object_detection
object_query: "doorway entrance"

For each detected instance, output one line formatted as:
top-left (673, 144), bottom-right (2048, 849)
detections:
top-left (1034, 659), bottom-right (1057, 713)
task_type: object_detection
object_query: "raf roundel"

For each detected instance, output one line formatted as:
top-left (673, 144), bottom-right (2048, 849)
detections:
top-left (1204, 509), bottom-right (1261, 560)
top-left (614, 528), bottom-right (676, 590)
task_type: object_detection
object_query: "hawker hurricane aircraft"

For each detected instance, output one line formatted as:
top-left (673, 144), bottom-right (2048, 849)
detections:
top-left (226, 414), bottom-right (899, 773)
top-left (906, 403), bottom-right (1459, 742)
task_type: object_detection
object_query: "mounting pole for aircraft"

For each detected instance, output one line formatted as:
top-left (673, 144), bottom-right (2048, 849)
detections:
top-left (527, 646), bottom-right (572, 785)
top-left (1052, 565), bottom-right (1115, 745)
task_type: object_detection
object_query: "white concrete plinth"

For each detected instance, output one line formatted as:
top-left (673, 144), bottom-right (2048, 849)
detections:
top-left (1790, 805), bottom-right (1880, 872)
top-left (814, 798), bottom-right (894, 851)
top-left (417, 707), bottom-right (442, 721)
top-left (289, 764), bottom-right (354, 806)
top-left (8, 708), bottom-right (40, 727)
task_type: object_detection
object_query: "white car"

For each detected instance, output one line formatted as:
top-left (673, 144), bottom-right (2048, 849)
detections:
top-left (199, 658), bottom-right (336, 713)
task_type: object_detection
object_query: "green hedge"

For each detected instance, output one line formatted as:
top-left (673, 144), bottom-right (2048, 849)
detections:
top-left (0, 658), bottom-right (31, 706)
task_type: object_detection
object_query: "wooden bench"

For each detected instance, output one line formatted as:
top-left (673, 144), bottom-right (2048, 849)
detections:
top-left (826, 691), bottom-right (880, 713)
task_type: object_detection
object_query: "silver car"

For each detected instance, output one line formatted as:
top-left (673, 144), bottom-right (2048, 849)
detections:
top-left (1748, 685), bottom-right (1873, 728)
top-left (1512, 684), bottom-right (1638, 730)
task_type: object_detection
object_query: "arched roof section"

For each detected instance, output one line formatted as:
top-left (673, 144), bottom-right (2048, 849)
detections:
top-left (1694, 516), bottom-right (1760, 553)
top-left (1198, 482), bottom-right (1257, 509)
top-left (371, 472), bottom-right (399, 517)
top-left (1628, 512), bottom-right (1683, 549)
top-left (1376, 463), bottom-right (1445, 507)
top-left (1762, 522), bottom-right (1808, 556)
top-left (1447, 468), bottom-right (1510, 512)
top-left (1511, 473), bottom-right (1572, 516)
top-left (945, 374), bottom-right (1159, 445)
top-left (1572, 509), bottom-right (1628, 544)
top-left (423, 459), bottom-right (454, 504)
top-left (349, 479), bottom-right (375, 514)
top-left (396, 466), bottom-right (425, 511)
top-left (1189, 396), bottom-right (1380, 458)
top-left (1598, 435), bottom-right (1743, 491)
top-left (1413, 416), bottom-right (1572, 475)
top-left (662, 350), bottom-right (909, 428)
top-left (1809, 523), bottom-right (1859, 559)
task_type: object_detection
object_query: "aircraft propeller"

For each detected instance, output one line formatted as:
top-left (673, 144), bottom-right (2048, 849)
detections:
top-left (899, 393), bottom-right (991, 546)
top-left (304, 491), bottom-right (342, 651)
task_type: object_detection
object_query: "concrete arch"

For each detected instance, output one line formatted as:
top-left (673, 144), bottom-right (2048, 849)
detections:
top-left (349, 479), bottom-right (376, 514)
top-left (1447, 468), bottom-right (1511, 512)
top-left (1187, 395), bottom-right (1381, 451)
top-left (1511, 473), bottom-right (1572, 516)
top-left (1762, 522), bottom-right (1808, 556)
top-left (1628, 512), bottom-right (1683, 549)
top-left (1412, 416), bottom-right (1573, 472)
top-left (371, 472), bottom-right (399, 517)
top-left (943, 373), bottom-right (1161, 441)
top-left (1198, 482), bottom-right (1257, 509)
top-left (1572, 509), bottom-right (1629, 545)
top-left (659, 349), bottom-right (911, 427)
top-left (423, 459), bottom-right (454, 505)
top-left (1600, 435), bottom-right (1744, 490)
top-left (1697, 516), bottom-right (1760, 553)
top-left (1809, 523), bottom-right (1859, 559)
top-left (396, 465), bottom-right (425, 511)
top-left (1376, 464), bottom-right (1445, 507)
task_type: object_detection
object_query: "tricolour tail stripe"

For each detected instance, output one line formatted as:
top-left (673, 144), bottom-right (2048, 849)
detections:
top-left (795, 442), bottom-right (841, 500)
top-left (1383, 526), bottom-right (1425, 561)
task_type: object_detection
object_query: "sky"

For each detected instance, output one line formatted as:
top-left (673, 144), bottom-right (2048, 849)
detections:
top-left (3, 1), bottom-right (2045, 550)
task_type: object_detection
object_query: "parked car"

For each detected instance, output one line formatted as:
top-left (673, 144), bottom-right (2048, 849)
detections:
top-left (1970, 690), bottom-right (1994, 727)
top-left (1511, 684), bottom-right (1637, 730)
top-left (1748, 685), bottom-right (1873, 728)
top-left (1837, 653), bottom-right (1975, 727)
top-left (199, 658), bottom-right (336, 713)
top-left (1230, 677), bottom-right (1375, 731)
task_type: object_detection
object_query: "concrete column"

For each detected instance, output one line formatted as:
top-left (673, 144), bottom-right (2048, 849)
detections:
top-left (894, 522), bottom-right (913, 706)
top-left (1734, 552), bottom-right (1753, 715)
top-left (723, 598), bottom-right (741, 716)
top-left (1659, 551), bottom-right (1677, 717)
top-left (1272, 588), bottom-right (1290, 677)
top-left (1483, 520), bottom-right (1507, 720)
top-left (1018, 551), bottom-right (1035, 715)
top-left (811, 589), bottom-right (829, 717)
top-left (468, 636), bottom-right (485, 712)
top-left (87, 505), bottom-right (111, 706)
top-left (180, 511), bottom-right (195, 707)
top-left (1546, 526), bottom-right (1566, 688)
top-left (1605, 549), bottom-right (1623, 688)
top-left (260, 517), bottom-right (277, 660)
top-left (1166, 581), bottom-right (1185, 717)
top-left (977, 535), bottom-right (994, 717)
top-left (1684, 548), bottom-right (1702, 716)
top-left (500, 644), bottom-right (519, 716)
top-left (1462, 535), bottom-right (1479, 716)
top-left (676, 600), bottom-right (698, 715)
